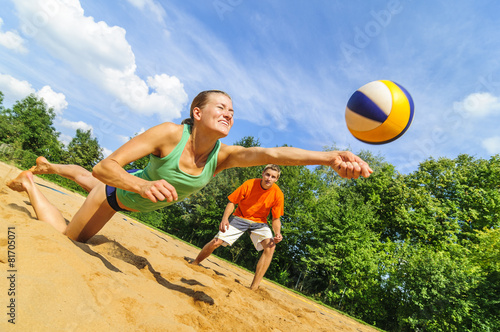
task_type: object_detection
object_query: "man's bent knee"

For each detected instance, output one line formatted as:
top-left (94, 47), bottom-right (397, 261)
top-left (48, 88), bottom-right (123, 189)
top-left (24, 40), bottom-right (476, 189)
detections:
top-left (211, 238), bottom-right (224, 248)
top-left (261, 239), bottom-right (276, 252)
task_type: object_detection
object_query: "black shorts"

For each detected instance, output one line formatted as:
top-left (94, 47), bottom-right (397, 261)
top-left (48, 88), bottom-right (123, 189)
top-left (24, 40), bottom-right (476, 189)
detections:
top-left (105, 169), bottom-right (138, 212)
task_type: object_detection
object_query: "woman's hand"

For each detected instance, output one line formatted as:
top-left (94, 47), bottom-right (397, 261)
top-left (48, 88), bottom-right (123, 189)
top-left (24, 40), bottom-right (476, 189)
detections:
top-left (139, 179), bottom-right (178, 203)
top-left (331, 151), bottom-right (373, 179)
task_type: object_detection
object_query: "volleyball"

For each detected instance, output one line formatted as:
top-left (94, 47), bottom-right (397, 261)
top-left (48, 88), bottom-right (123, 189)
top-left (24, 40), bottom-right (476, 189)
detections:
top-left (345, 80), bottom-right (414, 144)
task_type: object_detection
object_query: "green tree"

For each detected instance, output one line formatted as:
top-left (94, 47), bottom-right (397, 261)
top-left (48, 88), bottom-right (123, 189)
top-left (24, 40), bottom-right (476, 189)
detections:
top-left (123, 131), bottom-right (150, 171)
top-left (0, 92), bottom-right (17, 146)
top-left (301, 188), bottom-right (382, 316)
top-left (63, 129), bottom-right (103, 171)
top-left (381, 242), bottom-right (474, 331)
top-left (0, 91), bottom-right (15, 145)
top-left (0, 94), bottom-right (63, 162)
top-left (269, 163), bottom-right (321, 286)
top-left (465, 228), bottom-right (500, 330)
top-left (409, 155), bottom-right (500, 243)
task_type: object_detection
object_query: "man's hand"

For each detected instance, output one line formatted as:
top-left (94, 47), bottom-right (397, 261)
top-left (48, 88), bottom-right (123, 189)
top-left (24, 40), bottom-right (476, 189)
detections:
top-left (219, 219), bottom-right (230, 232)
top-left (273, 233), bottom-right (283, 244)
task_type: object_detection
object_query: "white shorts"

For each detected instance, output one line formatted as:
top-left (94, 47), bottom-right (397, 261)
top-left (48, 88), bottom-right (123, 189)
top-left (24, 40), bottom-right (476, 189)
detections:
top-left (215, 216), bottom-right (273, 251)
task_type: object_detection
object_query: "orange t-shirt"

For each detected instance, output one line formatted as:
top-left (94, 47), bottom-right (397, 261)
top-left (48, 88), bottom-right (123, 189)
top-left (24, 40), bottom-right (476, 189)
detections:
top-left (228, 178), bottom-right (284, 223)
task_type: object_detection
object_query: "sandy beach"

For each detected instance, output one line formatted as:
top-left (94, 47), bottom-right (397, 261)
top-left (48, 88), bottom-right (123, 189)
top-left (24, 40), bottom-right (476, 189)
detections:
top-left (0, 161), bottom-right (379, 331)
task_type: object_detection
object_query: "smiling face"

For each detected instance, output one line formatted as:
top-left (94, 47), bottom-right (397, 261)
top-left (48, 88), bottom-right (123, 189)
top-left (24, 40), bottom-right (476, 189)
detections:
top-left (194, 93), bottom-right (234, 137)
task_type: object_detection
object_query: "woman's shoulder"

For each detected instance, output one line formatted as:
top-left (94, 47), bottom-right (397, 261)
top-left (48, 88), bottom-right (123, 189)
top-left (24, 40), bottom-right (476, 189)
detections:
top-left (146, 122), bottom-right (184, 139)
top-left (155, 121), bottom-right (184, 132)
top-left (142, 122), bottom-right (184, 156)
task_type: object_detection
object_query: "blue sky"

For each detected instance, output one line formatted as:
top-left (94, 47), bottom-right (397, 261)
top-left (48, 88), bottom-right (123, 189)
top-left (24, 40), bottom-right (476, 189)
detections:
top-left (0, 0), bottom-right (499, 174)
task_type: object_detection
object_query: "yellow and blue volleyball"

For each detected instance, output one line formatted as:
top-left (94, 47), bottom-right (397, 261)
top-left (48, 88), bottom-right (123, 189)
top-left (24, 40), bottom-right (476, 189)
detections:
top-left (345, 80), bottom-right (414, 144)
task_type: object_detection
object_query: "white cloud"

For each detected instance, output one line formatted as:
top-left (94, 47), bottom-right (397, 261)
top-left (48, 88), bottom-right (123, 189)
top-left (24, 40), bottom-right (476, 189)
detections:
top-left (0, 18), bottom-right (28, 53)
top-left (482, 136), bottom-right (500, 155)
top-left (118, 127), bottom-right (146, 143)
top-left (59, 133), bottom-right (72, 146)
top-left (117, 135), bottom-right (130, 144)
top-left (135, 127), bottom-right (146, 136)
top-left (0, 73), bottom-right (68, 114)
top-left (0, 73), bottom-right (34, 102)
top-left (453, 92), bottom-right (500, 117)
top-left (36, 85), bottom-right (68, 115)
top-left (102, 147), bottom-right (113, 158)
top-left (126, 0), bottom-right (166, 24)
top-left (59, 118), bottom-right (93, 133)
top-left (13, 0), bottom-right (187, 120)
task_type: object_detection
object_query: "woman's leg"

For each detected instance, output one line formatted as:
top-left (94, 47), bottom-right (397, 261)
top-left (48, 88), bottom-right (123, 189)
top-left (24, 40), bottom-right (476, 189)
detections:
top-left (64, 181), bottom-right (117, 242)
top-left (8, 171), bottom-right (116, 242)
top-left (30, 156), bottom-right (101, 192)
top-left (8, 171), bottom-right (67, 233)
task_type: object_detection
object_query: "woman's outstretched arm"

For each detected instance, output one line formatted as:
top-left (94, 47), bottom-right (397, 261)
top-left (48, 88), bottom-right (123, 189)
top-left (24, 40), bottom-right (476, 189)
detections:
top-left (215, 145), bottom-right (373, 179)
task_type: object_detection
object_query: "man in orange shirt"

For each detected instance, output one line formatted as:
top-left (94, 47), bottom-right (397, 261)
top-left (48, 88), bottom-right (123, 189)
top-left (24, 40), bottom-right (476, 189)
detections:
top-left (192, 164), bottom-right (284, 290)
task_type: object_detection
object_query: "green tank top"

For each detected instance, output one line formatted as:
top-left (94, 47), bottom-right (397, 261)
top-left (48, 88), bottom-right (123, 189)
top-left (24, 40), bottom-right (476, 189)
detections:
top-left (116, 124), bottom-right (221, 212)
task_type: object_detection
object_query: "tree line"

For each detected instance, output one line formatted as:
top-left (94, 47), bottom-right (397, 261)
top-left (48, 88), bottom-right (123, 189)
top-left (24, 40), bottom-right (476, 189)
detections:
top-left (1, 91), bottom-right (498, 331)
top-left (0, 91), bottom-right (103, 192)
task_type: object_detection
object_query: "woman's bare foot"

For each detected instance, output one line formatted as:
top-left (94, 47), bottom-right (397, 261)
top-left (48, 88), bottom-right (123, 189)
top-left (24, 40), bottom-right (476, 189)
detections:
top-left (7, 171), bottom-right (34, 192)
top-left (28, 156), bottom-right (53, 174)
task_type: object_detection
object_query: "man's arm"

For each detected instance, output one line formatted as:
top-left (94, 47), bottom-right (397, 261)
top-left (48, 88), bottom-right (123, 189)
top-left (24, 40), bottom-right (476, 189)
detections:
top-left (271, 218), bottom-right (283, 243)
top-left (219, 201), bottom-right (235, 232)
